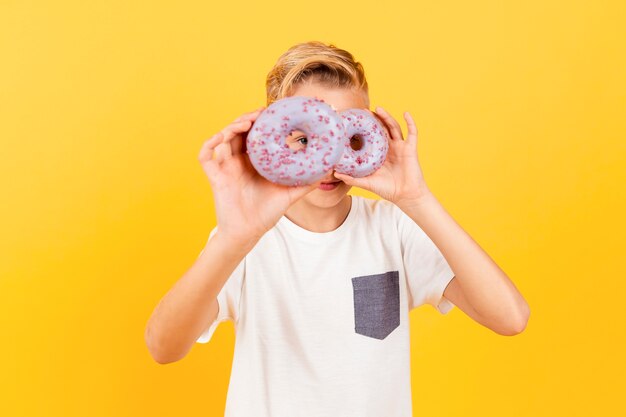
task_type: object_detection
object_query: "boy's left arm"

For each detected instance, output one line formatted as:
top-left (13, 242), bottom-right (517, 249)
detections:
top-left (397, 193), bottom-right (530, 336)
top-left (333, 106), bottom-right (530, 336)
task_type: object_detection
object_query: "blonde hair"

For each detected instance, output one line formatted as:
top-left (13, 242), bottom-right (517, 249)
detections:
top-left (265, 41), bottom-right (369, 106)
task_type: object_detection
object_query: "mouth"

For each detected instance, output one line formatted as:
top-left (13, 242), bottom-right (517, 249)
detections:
top-left (318, 180), bottom-right (342, 191)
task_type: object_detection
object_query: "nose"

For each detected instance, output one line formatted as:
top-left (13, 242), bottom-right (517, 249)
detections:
top-left (321, 170), bottom-right (340, 183)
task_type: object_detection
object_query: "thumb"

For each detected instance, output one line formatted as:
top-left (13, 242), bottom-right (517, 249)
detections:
top-left (333, 171), bottom-right (369, 189)
top-left (287, 177), bottom-right (324, 203)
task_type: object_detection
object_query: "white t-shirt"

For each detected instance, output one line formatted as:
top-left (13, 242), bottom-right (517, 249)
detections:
top-left (196, 195), bottom-right (456, 417)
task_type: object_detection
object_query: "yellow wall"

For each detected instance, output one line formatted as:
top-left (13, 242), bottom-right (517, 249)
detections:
top-left (1, 1), bottom-right (624, 416)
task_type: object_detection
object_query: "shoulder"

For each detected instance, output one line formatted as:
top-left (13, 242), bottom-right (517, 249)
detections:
top-left (355, 196), bottom-right (427, 240)
top-left (353, 195), bottom-right (401, 225)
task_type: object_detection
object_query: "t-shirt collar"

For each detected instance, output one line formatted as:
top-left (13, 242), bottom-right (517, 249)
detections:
top-left (277, 195), bottom-right (360, 242)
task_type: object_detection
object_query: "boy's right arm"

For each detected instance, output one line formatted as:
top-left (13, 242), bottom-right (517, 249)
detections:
top-left (145, 106), bottom-right (322, 364)
top-left (144, 232), bottom-right (258, 364)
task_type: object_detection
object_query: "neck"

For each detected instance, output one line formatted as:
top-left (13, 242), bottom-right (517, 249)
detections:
top-left (284, 195), bottom-right (352, 233)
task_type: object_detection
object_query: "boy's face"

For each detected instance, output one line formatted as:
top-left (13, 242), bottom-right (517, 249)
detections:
top-left (286, 80), bottom-right (373, 209)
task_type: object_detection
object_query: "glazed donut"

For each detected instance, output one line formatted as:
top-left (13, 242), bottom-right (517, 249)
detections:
top-left (334, 109), bottom-right (389, 177)
top-left (246, 96), bottom-right (346, 186)
top-left (246, 96), bottom-right (389, 186)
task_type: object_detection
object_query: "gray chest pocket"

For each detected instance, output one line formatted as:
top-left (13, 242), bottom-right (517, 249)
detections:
top-left (351, 271), bottom-right (400, 340)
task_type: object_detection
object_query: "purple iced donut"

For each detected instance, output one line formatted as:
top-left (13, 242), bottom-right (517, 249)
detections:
top-left (334, 109), bottom-right (389, 177)
top-left (246, 96), bottom-right (345, 186)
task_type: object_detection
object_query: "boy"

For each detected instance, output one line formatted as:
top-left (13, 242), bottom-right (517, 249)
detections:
top-left (145, 41), bottom-right (530, 417)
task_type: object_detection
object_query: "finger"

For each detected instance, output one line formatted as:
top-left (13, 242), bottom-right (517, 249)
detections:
top-left (213, 142), bottom-right (231, 163)
top-left (288, 182), bottom-right (318, 202)
top-left (219, 119), bottom-right (253, 160)
top-left (221, 119), bottom-right (253, 143)
top-left (332, 171), bottom-right (370, 189)
top-left (201, 157), bottom-right (220, 180)
top-left (233, 106), bottom-right (266, 123)
top-left (231, 134), bottom-right (243, 155)
top-left (376, 106), bottom-right (403, 140)
top-left (403, 111), bottom-right (418, 148)
top-left (217, 107), bottom-right (265, 160)
top-left (287, 170), bottom-right (330, 202)
top-left (231, 109), bottom-right (266, 154)
top-left (375, 106), bottom-right (404, 141)
top-left (198, 132), bottom-right (224, 163)
top-left (372, 111), bottom-right (392, 140)
top-left (198, 134), bottom-right (224, 179)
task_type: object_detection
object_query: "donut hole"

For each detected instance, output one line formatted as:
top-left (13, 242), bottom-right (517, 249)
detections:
top-left (286, 129), bottom-right (308, 151)
top-left (350, 134), bottom-right (364, 151)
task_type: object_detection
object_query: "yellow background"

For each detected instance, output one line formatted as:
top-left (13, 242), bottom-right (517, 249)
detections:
top-left (1, 0), bottom-right (624, 416)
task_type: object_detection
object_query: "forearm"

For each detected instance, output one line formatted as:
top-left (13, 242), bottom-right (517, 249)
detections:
top-left (145, 232), bottom-right (258, 364)
top-left (397, 191), bottom-right (529, 327)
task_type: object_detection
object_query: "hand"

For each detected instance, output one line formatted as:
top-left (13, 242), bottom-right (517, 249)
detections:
top-left (333, 106), bottom-right (434, 208)
top-left (198, 107), bottom-right (325, 245)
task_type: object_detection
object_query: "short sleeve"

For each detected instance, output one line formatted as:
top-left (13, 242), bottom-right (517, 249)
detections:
top-left (195, 227), bottom-right (246, 344)
top-left (396, 207), bottom-right (456, 314)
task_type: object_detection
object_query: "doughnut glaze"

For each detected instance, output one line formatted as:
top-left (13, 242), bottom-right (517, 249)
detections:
top-left (246, 96), bottom-right (389, 186)
top-left (246, 96), bottom-right (345, 186)
top-left (334, 109), bottom-right (389, 177)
